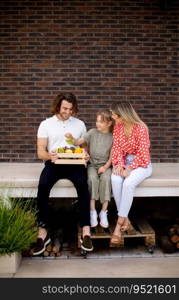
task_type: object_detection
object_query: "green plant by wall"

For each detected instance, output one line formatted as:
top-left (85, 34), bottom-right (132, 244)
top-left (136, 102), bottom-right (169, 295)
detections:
top-left (0, 197), bottom-right (38, 256)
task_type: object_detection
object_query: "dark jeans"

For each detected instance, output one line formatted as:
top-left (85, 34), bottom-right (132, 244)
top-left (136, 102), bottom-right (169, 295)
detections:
top-left (36, 160), bottom-right (90, 228)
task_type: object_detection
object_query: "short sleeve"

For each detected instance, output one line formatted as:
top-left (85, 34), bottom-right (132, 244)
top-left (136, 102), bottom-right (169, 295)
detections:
top-left (82, 128), bottom-right (94, 144)
top-left (37, 121), bottom-right (48, 138)
top-left (80, 121), bottom-right (87, 138)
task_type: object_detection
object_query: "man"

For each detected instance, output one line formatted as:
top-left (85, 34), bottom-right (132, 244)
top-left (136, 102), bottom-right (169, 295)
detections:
top-left (32, 92), bottom-right (93, 255)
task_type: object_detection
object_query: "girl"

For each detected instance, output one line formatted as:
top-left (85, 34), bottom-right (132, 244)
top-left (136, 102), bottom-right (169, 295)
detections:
top-left (110, 102), bottom-right (152, 246)
top-left (65, 110), bottom-right (113, 228)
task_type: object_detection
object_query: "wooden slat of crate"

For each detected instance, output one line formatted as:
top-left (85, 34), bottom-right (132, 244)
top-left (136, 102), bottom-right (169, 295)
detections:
top-left (55, 159), bottom-right (86, 165)
top-left (91, 226), bottom-right (112, 238)
top-left (57, 152), bottom-right (85, 158)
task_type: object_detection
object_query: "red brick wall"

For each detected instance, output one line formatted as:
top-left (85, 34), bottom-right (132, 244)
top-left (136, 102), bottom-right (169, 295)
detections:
top-left (0, 0), bottom-right (179, 162)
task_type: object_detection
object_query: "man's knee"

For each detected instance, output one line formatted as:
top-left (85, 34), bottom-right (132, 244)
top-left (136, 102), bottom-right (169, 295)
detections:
top-left (38, 180), bottom-right (52, 191)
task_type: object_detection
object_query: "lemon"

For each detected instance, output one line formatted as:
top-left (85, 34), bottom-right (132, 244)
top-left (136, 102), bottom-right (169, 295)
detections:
top-left (74, 148), bottom-right (83, 153)
top-left (65, 149), bottom-right (73, 153)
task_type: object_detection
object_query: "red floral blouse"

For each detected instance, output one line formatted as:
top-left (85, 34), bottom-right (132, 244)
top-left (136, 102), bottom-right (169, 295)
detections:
top-left (112, 122), bottom-right (151, 169)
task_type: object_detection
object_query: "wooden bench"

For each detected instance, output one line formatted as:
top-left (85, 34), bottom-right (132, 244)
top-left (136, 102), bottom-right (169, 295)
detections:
top-left (0, 162), bottom-right (179, 198)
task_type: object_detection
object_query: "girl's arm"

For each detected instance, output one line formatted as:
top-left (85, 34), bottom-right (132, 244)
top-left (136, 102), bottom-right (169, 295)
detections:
top-left (104, 149), bottom-right (112, 170)
top-left (65, 133), bottom-right (85, 146)
top-left (98, 149), bottom-right (112, 174)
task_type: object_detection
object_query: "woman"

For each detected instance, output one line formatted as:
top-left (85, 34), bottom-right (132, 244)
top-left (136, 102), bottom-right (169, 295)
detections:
top-left (110, 102), bottom-right (152, 246)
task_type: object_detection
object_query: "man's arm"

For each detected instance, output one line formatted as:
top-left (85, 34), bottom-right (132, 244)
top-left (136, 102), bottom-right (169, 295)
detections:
top-left (37, 138), bottom-right (58, 162)
top-left (37, 138), bottom-right (50, 160)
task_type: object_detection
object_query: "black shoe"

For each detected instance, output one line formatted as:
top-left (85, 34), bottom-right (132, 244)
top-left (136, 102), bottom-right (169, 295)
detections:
top-left (80, 235), bottom-right (93, 252)
top-left (32, 233), bottom-right (51, 256)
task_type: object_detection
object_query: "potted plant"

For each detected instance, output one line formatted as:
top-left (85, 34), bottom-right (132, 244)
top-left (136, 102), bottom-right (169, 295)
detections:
top-left (0, 196), bottom-right (37, 274)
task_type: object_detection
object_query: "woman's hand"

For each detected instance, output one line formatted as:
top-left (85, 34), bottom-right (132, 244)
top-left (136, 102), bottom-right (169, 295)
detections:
top-left (121, 168), bottom-right (131, 177)
top-left (98, 166), bottom-right (107, 174)
top-left (50, 150), bottom-right (58, 163)
top-left (112, 165), bottom-right (123, 176)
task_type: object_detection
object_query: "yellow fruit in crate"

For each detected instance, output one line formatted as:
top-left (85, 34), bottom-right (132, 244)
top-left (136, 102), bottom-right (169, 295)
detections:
top-left (65, 149), bottom-right (73, 153)
top-left (74, 148), bottom-right (83, 153)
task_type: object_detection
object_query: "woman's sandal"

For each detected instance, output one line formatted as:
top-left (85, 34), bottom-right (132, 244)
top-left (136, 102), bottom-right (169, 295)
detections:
top-left (110, 221), bottom-right (123, 247)
top-left (121, 218), bottom-right (132, 232)
top-left (110, 234), bottom-right (121, 247)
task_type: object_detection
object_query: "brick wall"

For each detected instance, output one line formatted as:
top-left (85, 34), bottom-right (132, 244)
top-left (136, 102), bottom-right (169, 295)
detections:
top-left (0, 0), bottom-right (179, 162)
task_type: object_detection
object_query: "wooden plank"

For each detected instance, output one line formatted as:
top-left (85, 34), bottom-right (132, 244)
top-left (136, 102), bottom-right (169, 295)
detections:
top-left (136, 219), bottom-right (155, 234)
top-left (55, 159), bottom-right (86, 165)
top-left (57, 152), bottom-right (85, 158)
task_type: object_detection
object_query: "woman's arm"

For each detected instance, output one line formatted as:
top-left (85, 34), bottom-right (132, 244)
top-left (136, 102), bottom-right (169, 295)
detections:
top-left (127, 125), bottom-right (151, 170)
top-left (111, 125), bottom-right (125, 168)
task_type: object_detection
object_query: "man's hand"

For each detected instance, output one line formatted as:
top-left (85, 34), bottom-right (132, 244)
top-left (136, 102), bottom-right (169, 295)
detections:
top-left (98, 166), bottom-right (106, 174)
top-left (49, 150), bottom-right (58, 163)
top-left (84, 150), bottom-right (90, 162)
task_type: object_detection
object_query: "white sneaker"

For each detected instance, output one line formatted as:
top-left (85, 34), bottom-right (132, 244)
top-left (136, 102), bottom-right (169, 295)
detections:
top-left (90, 210), bottom-right (98, 227)
top-left (99, 210), bottom-right (109, 228)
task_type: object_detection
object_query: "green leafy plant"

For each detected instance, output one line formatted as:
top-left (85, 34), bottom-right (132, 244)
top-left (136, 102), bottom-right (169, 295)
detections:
top-left (0, 197), bottom-right (38, 256)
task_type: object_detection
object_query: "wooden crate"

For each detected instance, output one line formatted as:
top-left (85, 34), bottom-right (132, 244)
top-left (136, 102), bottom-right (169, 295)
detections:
top-left (55, 149), bottom-right (86, 165)
top-left (78, 219), bottom-right (156, 252)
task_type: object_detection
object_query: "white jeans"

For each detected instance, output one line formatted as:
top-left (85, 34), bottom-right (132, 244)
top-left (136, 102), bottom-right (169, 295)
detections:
top-left (111, 154), bottom-right (152, 217)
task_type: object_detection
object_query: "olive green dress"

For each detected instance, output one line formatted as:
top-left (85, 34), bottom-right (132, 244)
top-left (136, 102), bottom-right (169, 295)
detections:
top-left (83, 128), bottom-right (113, 203)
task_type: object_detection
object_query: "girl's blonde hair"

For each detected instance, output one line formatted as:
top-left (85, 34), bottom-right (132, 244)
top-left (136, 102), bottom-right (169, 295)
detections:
top-left (110, 102), bottom-right (147, 129)
top-left (96, 109), bottom-right (114, 132)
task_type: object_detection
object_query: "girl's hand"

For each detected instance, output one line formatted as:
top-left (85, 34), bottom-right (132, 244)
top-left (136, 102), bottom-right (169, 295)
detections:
top-left (65, 133), bottom-right (75, 145)
top-left (50, 150), bottom-right (58, 163)
top-left (112, 165), bottom-right (123, 176)
top-left (98, 166), bottom-right (106, 174)
top-left (121, 168), bottom-right (131, 177)
top-left (65, 133), bottom-right (73, 139)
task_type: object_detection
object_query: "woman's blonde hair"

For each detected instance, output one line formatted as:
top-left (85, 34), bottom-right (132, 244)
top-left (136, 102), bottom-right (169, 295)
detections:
top-left (96, 109), bottom-right (114, 132)
top-left (110, 102), bottom-right (147, 128)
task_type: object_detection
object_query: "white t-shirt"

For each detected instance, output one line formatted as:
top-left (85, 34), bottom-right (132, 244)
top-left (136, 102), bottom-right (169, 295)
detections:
top-left (37, 115), bottom-right (86, 152)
